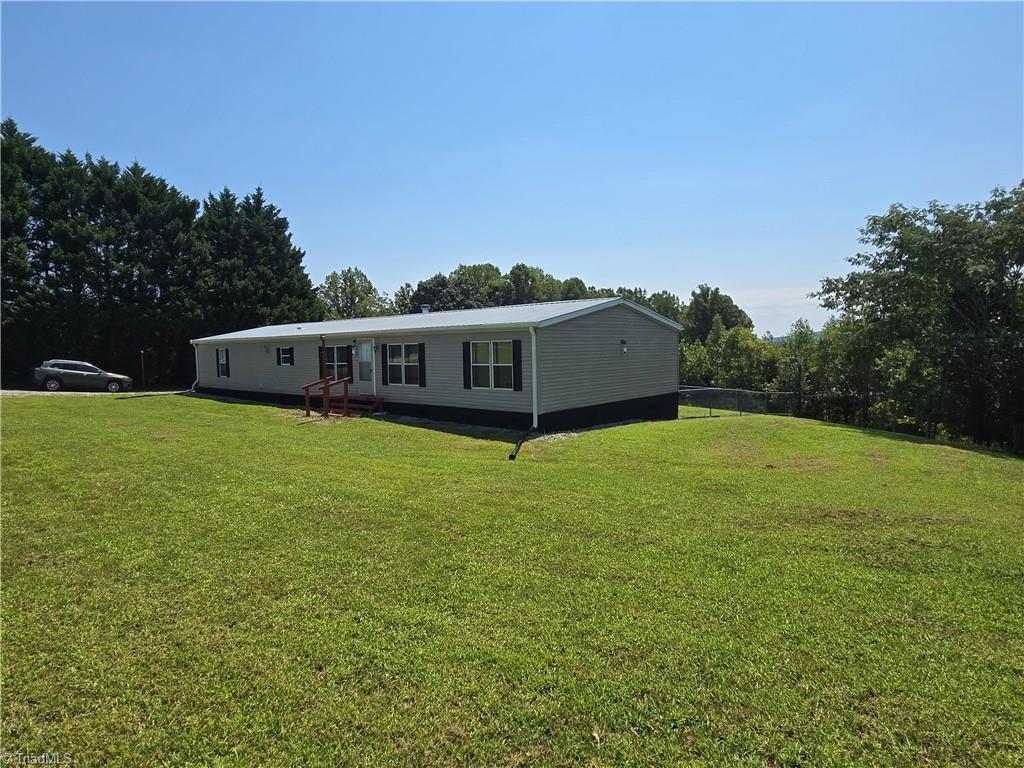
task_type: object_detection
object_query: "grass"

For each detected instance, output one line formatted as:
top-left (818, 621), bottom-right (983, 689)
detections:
top-left (678, 404), bottom-right (742, 418)
top-left (2, 394), bottom-right (1022, 767)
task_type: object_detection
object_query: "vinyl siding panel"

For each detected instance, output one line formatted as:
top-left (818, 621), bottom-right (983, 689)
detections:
top-left (373, 331), bottom-right (532, 413)
top-left (195, 330), bottom-right (533, 413)
top-left (196, 340), bottom-right (322, 394)
top-left (537, 304), bottom-right (679, 414)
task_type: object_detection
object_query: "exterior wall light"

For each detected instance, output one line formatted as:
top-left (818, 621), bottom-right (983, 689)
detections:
top-left (621, 339), bottom-right (628, 354)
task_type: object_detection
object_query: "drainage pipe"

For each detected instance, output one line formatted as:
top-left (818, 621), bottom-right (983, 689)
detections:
top-left (508, 429), bottom-right (535, 461)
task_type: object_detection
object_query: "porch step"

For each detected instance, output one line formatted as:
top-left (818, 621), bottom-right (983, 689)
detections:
top-left (326, 395), bottom-right (384, 417)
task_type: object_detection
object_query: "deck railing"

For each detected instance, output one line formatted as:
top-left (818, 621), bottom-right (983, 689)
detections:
top-left (302, 376), bottom-right (352, 418)
top-left (323, 377), bottom-right (351, 417)
top-left (302, 376), bottom-right (330, 417)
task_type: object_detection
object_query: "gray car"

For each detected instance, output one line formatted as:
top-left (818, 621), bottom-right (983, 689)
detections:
top-left (33, 360), bottom-right (133, 393)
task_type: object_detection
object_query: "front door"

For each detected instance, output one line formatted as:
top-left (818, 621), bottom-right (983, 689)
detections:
top-left (356, 340), bottom-right (375, 396)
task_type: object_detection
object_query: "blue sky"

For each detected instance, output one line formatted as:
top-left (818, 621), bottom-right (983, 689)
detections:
top-left (3, 2), bottom-right (1021, 334)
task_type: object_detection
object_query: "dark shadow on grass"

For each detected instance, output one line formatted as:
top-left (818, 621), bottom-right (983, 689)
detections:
top-left (800, 417), bottom-right (1022, 461)
top-left (115, 389), bottom-right (189, 400)
top-left (370, 413), bottom-right (520, 444)
top-left (678, 413), bottom-right (751, 420)
top-left (174, 390), bottom-right (301, 410)
top-left (173, 391), bottom-right (520, 443)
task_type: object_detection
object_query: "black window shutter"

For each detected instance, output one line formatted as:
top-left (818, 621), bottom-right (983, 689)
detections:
top-left (344, 345), bottom-right (353, 378)
top-left (418, 342), bottom-right (426, 387)
top-left (318, 346), bottom-right (325, 378)
top-left (276, 347), bottom-right (281, 366)
top-left (462, 342), bottom-right (472, 389)
top-left (381, 344), bottom-right (389, 385)
top-left (512, 339), bottom-right (523, 391)
top-left (216, 349), bottom-right (220, 378)
top-left (224, 348), bottom-right (230, 378)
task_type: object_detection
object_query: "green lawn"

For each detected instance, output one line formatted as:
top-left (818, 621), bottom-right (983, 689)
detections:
top-left (2, 395), bottom-right (1022, 766)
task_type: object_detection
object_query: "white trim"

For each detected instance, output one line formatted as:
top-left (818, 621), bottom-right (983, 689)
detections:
top-left (469, 339), bottom-right (514, 391)
top-left (215, 347), bottom-right (230, 378)
top-left (536, 297), bottom-right (684, 332)
top-left (529, 326), bottom-right (538, 429)
top-left (356, 338), bottom-right (376, 397)
top-left (191, 343), bottom-right (199, 390)
top-left (385, 342), bottom-right (422, 386)
top-left (192, 322), bottom-right (539, 345)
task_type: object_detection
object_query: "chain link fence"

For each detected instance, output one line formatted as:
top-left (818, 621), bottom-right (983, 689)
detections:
top-left (679, 386), bottom-right (797, 417)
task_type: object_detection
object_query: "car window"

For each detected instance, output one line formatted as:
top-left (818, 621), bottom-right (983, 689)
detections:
top-left (51, 363), bottom-right (71, 370)
top-left (80, 365), bottom-right (101, 373)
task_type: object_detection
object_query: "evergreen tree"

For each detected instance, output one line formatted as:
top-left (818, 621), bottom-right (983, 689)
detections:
top-left (198, 187), bottom-right (320, 334)
top-left (1, 120), bottom-right (320, 383)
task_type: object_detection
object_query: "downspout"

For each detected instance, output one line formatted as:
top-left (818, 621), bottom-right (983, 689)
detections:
top-left (530, 325), bottom-right (539, 430)
top-left (190, 342), bottom-right (199, 391)
top-left (509, 327), bottom-right (540, 461)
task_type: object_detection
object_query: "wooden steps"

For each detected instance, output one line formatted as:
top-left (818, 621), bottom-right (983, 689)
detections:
top-left (303, 374), bottom-right (382, 419)
top-left (327, 395), bottom-right (384, 417)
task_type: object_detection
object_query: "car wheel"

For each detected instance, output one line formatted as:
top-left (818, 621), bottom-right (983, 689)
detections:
top-left (43, 377), bottom-right (62, 392)
top-left (106, 380), bottom-right (122, 393)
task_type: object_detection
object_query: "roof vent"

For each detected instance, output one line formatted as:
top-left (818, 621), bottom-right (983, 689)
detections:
top-left (420, 304), bottom-right (431, 314)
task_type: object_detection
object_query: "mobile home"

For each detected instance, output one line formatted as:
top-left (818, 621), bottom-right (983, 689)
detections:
top-left (192, 298), bottom-right (681, 431)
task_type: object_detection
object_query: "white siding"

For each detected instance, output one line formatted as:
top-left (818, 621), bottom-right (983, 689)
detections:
top-left (371, 331), bottom-right (532, 413)
top-left (537, 304), bottom-right (679, 414)
top-left (195, 305), bottom-right (676, 416)
top-left (196, 339), bottom-right (322, 394)
top-left (195, 330), bottom-right (533, 414)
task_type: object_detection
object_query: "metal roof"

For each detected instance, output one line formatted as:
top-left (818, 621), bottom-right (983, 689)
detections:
top-left (192, 297), bottom-right (682, 344)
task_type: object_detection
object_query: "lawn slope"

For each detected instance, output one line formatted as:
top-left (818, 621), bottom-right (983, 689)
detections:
top-left (2, 395), bottom-right (1022, 766)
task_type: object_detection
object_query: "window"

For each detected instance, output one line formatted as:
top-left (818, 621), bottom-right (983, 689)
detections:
top-left (277, 347), bottom-right (294, 366)
top-left (216, 348), bottom-right (230, 378)
top-left (471, 340), bottom-right (513, 390)
top-left (324, 346), bottom-right (350, 380)
top-left (387, 343), bottom-right (420, 385)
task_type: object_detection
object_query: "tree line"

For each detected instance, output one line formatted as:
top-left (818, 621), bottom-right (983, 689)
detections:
top-left (316, 263), bottom-right (751, 342)
top-left (678, 184), bottom-right (1023, 453)
top-left (2, 119), bottom-right (753, 386)
top-left (3, 119), bottom-right (1020, 451)
top-left (2, 119), bottom-right (319, 385)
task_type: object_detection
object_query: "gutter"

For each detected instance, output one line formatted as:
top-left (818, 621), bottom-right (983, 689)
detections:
top-left (190, 342), bottom-right (199, 391)
top-left (191, 322), bottom-right (539, 346)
